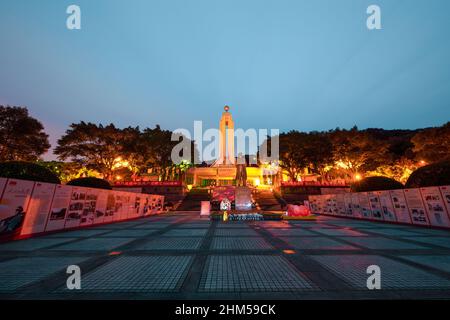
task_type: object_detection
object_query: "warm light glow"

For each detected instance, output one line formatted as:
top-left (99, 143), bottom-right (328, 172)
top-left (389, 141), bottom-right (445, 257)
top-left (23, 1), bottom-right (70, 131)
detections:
top-left (187, 184), bottom-right (193, 191)
top-left (283, 250), bottom-right (296, 254)
top-left (355, 174), bottom-right (362, 181)
top-left (420, 160), bottom-right (426, 165)
top-left (254, 178), bottom-right (260, 186)
top-left (116, 175), bottom-right (122, 181)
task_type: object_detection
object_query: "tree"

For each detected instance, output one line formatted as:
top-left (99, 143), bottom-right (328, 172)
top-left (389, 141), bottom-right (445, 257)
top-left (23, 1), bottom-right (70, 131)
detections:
top-left (0, 106), bottom-right (50, 161)
top-left (278, 131), bottom-right (308, 181)
top-left (411, 122), bottom-right (450, 162)
top-left (55, 122), bottom-right (132, 180)
top-left (329, 127), bottom-right (389, 178)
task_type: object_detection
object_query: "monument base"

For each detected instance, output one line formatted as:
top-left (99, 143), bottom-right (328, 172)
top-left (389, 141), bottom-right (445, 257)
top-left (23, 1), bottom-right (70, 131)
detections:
top-left (235, 186), bottom-right (253, 211)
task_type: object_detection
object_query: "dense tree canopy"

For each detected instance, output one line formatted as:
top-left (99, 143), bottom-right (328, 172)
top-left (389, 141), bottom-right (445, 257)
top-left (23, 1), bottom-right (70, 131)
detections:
top-left (0, 106), bottom-right (50, 161)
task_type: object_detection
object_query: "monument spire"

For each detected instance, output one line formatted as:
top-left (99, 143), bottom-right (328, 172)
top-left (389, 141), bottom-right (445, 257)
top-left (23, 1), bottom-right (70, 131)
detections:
top-left (213, 105), bottom-right (235, 166)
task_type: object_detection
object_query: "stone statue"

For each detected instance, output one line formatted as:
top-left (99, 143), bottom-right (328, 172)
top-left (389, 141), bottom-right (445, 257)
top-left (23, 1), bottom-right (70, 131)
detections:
top-left (235, 154), bottom-right (247, 187)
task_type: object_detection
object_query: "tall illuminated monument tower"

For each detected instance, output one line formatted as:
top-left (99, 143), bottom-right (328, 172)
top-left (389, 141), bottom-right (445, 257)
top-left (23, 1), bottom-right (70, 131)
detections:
top-left (213, 105), bottom-right (235, 166)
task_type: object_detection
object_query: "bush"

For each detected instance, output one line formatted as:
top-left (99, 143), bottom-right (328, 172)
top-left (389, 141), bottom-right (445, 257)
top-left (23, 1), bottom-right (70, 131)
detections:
top-left (406, 161), bottom-right (450, 188)
top-left (0, 161), bottom-right (60, 184)
top-left (67, 177), bottom-right (112, 190)
top-left (351, 176), bottom-right (403, 192)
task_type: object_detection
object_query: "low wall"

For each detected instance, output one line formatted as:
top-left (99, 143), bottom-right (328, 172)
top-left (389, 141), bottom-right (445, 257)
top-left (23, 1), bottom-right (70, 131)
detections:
top-left (308, 185), bottom-right (450, 229)
top-left (0, 177), bottom-right (165, 240)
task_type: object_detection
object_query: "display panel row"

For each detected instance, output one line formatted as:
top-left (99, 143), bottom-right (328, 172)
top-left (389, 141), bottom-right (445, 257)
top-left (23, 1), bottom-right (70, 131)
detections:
top-left (308, 186), bottom-right (450, 228)
top-left (0, 177), bottom-right (165, 237)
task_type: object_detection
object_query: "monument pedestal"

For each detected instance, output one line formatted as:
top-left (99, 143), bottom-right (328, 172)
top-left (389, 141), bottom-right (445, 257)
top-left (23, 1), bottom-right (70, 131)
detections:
top-left (235, 186), bottom-right (252, 211)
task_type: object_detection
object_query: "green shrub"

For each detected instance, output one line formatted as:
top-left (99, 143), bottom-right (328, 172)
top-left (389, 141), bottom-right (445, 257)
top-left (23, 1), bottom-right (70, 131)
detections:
top-left (406, 161), bottom-right (450, 188)
top-left (67, 177), bottom-right (112, 190)
top-left (351, 176), bottom-right (403, 192)
top-left (0, 161), bottom-right (60, 184)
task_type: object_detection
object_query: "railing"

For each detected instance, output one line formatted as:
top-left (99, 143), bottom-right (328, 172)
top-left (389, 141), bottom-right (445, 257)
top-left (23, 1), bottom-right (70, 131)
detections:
top-left (281, 181), bottom-right (349, 187)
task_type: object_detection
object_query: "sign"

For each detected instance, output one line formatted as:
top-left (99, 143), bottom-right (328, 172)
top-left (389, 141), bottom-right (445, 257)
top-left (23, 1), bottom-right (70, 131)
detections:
top-left (0, 179), bottom-right (34, 235)
top-left (404, 188), bottom-right (429, 226)
top-left (367, 192), bottom-right (384, 220)
top-left (336, 193), bottom-right (346, 215)
top-left (20, 182), bottom-right (55, 236)
top-left (377, 191), bottom-right (397, 222)
top-left (420, 187), bottom-right (450, 228)
top-left (45, 185), bottom-right (73, 231)
top-left (200, 201), bottom-right (211, 216)
top-left (389, 189), bottom-right (411, 224)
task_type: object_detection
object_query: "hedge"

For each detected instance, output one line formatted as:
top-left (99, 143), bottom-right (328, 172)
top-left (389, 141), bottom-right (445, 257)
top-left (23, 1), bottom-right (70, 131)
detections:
top-left (0, 161), bottom-right (60, 184)
top-left (406, 161), bottom-right (450, 188)
top-left (351, 176), bottom-right (403, 192)
top-left (67, 177), bottom-right (112, 190)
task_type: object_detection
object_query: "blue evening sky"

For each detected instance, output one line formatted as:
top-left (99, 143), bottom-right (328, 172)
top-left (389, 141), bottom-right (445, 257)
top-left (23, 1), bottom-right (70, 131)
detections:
top-left (0, 0), bottom-right (449, 159)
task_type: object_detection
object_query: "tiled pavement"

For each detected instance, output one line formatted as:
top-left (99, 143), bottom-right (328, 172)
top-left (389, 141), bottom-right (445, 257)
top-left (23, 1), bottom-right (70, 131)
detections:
top-left (1, 213), bottom-right (450, 299)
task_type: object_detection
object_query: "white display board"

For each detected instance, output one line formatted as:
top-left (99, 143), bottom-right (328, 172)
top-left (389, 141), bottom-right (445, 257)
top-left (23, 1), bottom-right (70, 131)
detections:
top-left (439, 186), bottom-right (450, 221)
top-left (343, 193), bottom-right (353, 216)
top-left (20, 182), bottom-right (56, 236)
top-left (45, 185), bottom-right (72, 231)
top-left (325, 195), bottom-right (337, 215)
top-left (351, 193), bottom-right (362, 218)
top-left (93, 190), bottom-right (108, 224)
top-left (389, 189), bottom-right (411, 224)
top-left (404, 188), bottom-right (429, 226)
top-left (377, 191), bottom-right (397, 222)
top-left (420, 187), bottom-right (450, 228)
top-left (336, 194), bottom-right (346, 215)
top-left (0, 179), bottom-right (35, 235)
top-left (358, 192), bottom-right (372, 219)
top-left (0, 177), bottom-right (7, 197)
top-left (367, 192), bottom-right (384, 221)
top-left (103, 192), bottom-right (116, 223)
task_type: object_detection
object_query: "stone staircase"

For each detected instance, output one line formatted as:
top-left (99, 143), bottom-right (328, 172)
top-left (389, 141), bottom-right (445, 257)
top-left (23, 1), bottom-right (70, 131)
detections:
top-left (177, 189), bottom-right (211, 211)
top-left (255, 190), bottom-right (284, 211)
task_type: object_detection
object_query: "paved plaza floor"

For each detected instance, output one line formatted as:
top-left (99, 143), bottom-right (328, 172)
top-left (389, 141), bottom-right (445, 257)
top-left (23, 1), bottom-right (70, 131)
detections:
top-left (1, 213), bottom-right (450, 299)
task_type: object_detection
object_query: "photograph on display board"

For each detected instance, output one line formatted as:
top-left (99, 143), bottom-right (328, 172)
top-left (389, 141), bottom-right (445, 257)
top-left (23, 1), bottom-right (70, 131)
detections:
top-left (20, 182), bottom-right (56, 236)
top-left (79, 189), bottom-right (99, 226)
top-left (367, 192), bottom-right (384, 220)
top-left (420, 187), bottom-right (450, 228)
top-left (358, 193), bottom-right (372, 219)
top-left (404, 189), bottom-right (429, 226)
top-left (45, 185), bottom-right (73, 231)
top-left (389, 190), bottom-right (412, 224)
top-left (0, 179), bottom-right (35, 236)
top-left (377, 191), bottom-right (397, 222)
top-left (64, 187), bottom-right (86, 229)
